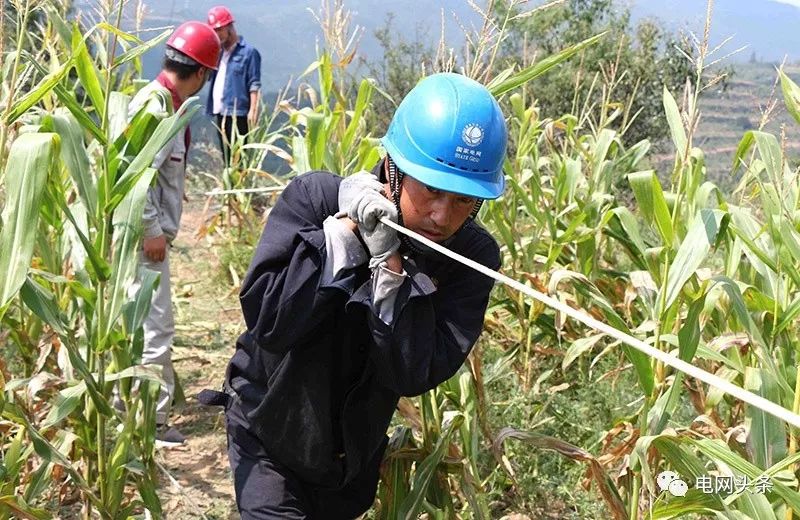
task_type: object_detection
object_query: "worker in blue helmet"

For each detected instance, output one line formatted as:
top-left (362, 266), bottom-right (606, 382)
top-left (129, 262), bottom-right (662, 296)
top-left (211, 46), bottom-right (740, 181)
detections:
top-left (199, 72), bottom-right (507, 519)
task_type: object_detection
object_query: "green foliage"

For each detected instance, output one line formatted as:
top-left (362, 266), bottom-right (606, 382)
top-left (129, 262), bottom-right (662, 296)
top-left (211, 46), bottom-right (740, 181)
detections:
top-left (5, 2), bottom-right (800, 519)
top-left (0, 3), bottom-right (196, 517)
top-left (491, 0), bottom-right (695, 146)
top-left (360, 13), bottom-right (441, 135)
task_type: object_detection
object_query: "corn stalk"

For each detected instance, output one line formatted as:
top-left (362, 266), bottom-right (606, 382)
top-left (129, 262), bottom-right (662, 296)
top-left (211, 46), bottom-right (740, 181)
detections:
top-left (0, 3), bottom-right (197, 517)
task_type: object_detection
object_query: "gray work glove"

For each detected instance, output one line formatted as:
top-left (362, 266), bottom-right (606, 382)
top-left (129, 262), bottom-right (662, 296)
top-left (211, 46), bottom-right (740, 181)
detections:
top-left (347, 188), bottom-right (400, 268)
top-left (337, 171), bottom-right (385, 218)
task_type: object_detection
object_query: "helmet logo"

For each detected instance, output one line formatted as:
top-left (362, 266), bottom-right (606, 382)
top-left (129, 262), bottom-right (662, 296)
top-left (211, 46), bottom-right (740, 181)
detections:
top-left (171, 36), bottom-right (186, 49)
top-left (462, 124), bottom-right (484, 147)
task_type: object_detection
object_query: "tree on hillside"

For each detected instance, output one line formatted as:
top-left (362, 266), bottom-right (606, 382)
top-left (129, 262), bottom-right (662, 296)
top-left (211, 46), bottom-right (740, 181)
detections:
top-left (361, 0), bottom-right (697, 147)
top-left (490, 0), bottom-right (695, 146)
top-left (359, 13), bottom-right (441, 134)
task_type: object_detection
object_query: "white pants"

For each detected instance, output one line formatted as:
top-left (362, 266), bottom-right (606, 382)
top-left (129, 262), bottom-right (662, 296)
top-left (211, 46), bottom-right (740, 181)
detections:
top-left (133, 249), bottom-right (176, 425)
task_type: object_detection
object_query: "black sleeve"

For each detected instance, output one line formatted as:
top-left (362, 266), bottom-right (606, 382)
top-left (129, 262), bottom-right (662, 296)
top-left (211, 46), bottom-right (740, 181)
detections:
top-left (239, 173), bottom-right (353, 353)
top-left (351, 234), bottom-right (500, 397)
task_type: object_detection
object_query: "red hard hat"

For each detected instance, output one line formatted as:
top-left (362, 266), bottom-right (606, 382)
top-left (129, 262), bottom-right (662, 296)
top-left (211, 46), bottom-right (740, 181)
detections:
top-left (166, 21), bottom-right (221, 70)
top-left (208, 6), bottom-right (235, 29)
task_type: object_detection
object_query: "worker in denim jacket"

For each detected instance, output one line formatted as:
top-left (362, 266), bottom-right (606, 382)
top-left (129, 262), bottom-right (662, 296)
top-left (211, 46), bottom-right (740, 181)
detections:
top-left (205, 5), bottom-right (262, 163)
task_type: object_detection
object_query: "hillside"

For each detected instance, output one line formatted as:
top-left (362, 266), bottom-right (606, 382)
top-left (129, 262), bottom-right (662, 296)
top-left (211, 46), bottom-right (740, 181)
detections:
top-left (656, 61), bottom-right (800, 189)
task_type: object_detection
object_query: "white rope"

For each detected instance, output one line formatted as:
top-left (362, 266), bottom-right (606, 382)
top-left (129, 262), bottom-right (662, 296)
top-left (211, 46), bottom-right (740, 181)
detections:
top-left (204, 187), bottom-right (286, 196)
top-left (380, 217), bottom-right (800, 430)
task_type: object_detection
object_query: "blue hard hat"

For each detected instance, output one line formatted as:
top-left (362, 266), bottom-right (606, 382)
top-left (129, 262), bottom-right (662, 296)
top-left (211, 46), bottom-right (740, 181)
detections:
top-left (381, 73), bottom-right (507, 200)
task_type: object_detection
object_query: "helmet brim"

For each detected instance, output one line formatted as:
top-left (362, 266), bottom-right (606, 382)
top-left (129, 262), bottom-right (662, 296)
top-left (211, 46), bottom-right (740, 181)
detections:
top-left (382, 138), bottom-right (505, 200)
top-left (210, 21), bottom-right (234, 29)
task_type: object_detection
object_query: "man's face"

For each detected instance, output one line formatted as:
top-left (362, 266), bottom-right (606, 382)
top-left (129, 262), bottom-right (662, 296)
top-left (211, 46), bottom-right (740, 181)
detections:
top-left (214, 24), bottom-right (234, 49)
top-left (187, 68), bottom-right (211, 96)
top-left (387, 171), bottom-right (477, 243)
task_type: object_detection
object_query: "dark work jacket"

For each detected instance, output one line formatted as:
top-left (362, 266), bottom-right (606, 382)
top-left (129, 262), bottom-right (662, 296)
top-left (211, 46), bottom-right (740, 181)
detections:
top-left (225, 167), bottom-right (500, 489)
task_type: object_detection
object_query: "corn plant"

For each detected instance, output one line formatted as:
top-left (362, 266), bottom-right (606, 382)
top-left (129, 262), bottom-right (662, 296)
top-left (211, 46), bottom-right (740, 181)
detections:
top-left (282, 51), bottom-right (382, 177)
top-left (475, 3), bottom-right (800, 517)
top-left (367, 30), bottom-right (620, 520)
top-left (204, 88), bottom-right (292, 234)
top-left (0, 3), bottom-right (198, 517)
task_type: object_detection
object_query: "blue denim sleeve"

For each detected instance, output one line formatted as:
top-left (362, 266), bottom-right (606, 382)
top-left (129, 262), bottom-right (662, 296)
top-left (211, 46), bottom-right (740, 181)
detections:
top-left (247, 48), bottom-right (262, 92)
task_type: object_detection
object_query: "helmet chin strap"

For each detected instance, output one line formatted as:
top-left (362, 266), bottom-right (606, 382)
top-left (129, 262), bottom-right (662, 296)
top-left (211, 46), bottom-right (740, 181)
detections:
top-left (387, 156), bottom-right (424, 255)
top-left (386, 156), bottom-right (483, 256)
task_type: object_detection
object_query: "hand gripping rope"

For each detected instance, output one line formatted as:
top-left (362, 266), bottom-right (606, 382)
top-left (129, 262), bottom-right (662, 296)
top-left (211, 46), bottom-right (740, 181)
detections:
top-left (379, 217), bottom-right (800, 430)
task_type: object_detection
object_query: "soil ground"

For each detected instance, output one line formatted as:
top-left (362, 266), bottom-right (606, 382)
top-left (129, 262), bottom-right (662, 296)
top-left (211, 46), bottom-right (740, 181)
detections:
top-left (154, 197), bottom-right (242, 519)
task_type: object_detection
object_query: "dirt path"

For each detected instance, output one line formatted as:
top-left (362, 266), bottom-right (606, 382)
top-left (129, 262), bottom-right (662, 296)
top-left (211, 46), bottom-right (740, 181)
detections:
top-left (154, 198), bottom-right (243, 519)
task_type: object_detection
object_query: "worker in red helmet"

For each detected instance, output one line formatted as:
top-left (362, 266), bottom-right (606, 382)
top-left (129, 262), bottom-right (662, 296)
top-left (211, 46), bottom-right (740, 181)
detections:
top-left (206, 5), bottom-right (262, 165)
top-left (123, 21), bottom-right (220, 446)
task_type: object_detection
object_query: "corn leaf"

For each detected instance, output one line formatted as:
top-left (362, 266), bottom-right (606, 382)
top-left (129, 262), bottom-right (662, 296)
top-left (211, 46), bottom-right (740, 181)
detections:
top-left (780, 69), bottom-right (800, 127)
top-left (398, 414), bottom-right (464, 520)
top-left (632, 434), bottom-right (709, 497)
top-left (651, 491), bottom-right (726, 519)
top-left (489, 32), bottom-right (607, 96)
top-left (744, 368), bottom-right (788, 470)
top-left (4, 59), bottom-right (74, 123)
top-left (550, 269), bottom-right (655, 395)
top-left (0, 496), bottom-right (50, 520)
top-left (732, 130), bottom-right (756, 176)
top-left (628, 170), bottom-right (674, 246)
top-left (0, 428), bottom-right (30, 494)
top-left (379, 427), bottom-right (415, 520)
top-left (661, 209), bottom-right (729, 311)
top-left (71, 25), bottom-right (106, 121)
top-left (690, 438), bottom-right (800, 511)
top-left (104, 167), bottom-right (156, 344)
top-left (731, 491), bottom-right (779, 520)
top-left (44, 109), bottom-right (97, 218)
top-left (122, 267), bottom-right (160, 337)
top-left (709, 276), bottom-right (789, 396)
top-left (493, 427), bottom-right (628, 520)
top-left (19, 277), bottom-right (70, 337)
top-left (105, 413), bottom-right (135, 514)
top-left (0, 133), bottom-right (60, 311)
top-left (341, 78), bottom-right (374, 157)
top-left (1, 403), bottom-right (98, 506)
top-left (24, 431), bottom-right (76, 503)
top-left (19, 51), bottom-right (106, 143)
top-left (56, 194), bottom-right (112, 281)
top-left (562, 334), bottom-right (605, 370)
top-left (41, 391), bottom-right (82, 430)
top-left (136, 474), bottom-right (163, 517)
top-left (606, 207), bottom-right (648, 269)
top-left (108, 98), bottom-right (200, 211)
top-left (305, 112), bottom-right (327, 171)
top-left (752, 131), bottom-right (783, 186)
top-left (663, 86), bottom-right (687, 153)
top-left (776, 296), bottom-right (800, 335)
top-left (113, 28), bottom-right (171, 68)
top-left (648, 295), bottom-right (705, 434)
top-left (19, 276), bottom-right (113, 417)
